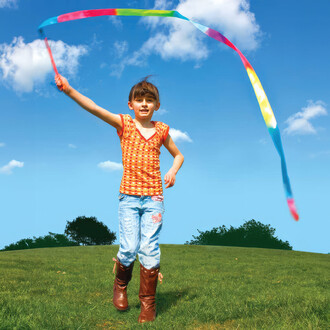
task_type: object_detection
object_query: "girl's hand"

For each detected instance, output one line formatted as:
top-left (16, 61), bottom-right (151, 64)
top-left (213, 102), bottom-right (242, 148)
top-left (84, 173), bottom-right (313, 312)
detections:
top-left (164, 169), bottom-right (176, 189)
top-left (55, 74), bottom-right (70, 93)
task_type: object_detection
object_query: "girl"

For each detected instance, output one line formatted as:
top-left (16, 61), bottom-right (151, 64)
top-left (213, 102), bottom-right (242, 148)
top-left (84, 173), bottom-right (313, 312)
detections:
top-left (55, 75), bottom-right (184, 323)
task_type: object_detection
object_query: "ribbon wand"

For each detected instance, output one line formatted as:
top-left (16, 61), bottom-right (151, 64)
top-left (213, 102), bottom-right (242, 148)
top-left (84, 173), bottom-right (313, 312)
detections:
top-left (38, 8), bottom-right (299, 220)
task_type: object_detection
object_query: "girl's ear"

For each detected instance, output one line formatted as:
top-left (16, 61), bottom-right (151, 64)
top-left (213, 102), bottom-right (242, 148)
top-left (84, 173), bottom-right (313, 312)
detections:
top-left (128, 101), bottom-right (134, 110)
top-left (155, 102), bottom-right (161, 111)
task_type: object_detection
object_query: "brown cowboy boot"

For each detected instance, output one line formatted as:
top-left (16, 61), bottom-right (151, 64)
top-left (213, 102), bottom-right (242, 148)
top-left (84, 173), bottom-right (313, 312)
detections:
top-left (112, 259), bottom-right (134, 311)
top-left (138, 263), bottom-right (161, 323)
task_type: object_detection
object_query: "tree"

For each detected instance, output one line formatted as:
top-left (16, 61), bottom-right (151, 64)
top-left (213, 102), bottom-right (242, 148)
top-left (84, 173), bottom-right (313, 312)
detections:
top-left (185, 219), bottom-right (292, 250)
top-left (65, 216), bottom-right (116, 246)
top-left (1, 232), bottom-right (79, 251)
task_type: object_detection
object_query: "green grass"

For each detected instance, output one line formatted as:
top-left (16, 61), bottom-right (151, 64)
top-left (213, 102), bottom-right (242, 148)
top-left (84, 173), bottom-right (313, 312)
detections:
top-left (0, 245), bottom-right (329, 329)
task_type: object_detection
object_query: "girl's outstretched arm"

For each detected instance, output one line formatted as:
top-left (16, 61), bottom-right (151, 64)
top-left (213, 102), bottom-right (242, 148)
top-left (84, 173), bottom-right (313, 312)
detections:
top-left (55, 75), bottom-right (122, 131)
top-left (163, 134), bottom-right (184, 189)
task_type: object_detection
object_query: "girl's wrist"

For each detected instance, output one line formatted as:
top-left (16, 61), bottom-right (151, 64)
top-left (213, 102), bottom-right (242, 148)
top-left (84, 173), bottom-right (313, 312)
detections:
top-left (170, 167), bottom-right (178, 175)
top-left (64, 85), bottom-right (72, 95)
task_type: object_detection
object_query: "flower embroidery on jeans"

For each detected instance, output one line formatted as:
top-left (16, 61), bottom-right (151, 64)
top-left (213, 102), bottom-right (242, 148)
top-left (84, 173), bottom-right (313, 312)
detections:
top-left (152, 213), bottom-right (162, 223)
top-left (151, 195), bottom-right (164, 202)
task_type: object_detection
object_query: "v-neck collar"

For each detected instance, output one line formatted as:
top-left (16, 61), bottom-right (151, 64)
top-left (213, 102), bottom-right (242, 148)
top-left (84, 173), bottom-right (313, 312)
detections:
top-left (133, 119), bottom-right (157, 142)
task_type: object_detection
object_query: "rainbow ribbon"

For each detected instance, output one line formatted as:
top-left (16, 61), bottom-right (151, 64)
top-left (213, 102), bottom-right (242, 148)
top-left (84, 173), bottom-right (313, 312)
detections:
top-left (38, 8), bottom-right (299, 221)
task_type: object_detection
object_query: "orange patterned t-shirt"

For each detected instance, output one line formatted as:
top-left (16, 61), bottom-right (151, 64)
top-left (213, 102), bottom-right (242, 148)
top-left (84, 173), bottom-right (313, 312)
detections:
top-left (117, 114), bottom-right (170, 196)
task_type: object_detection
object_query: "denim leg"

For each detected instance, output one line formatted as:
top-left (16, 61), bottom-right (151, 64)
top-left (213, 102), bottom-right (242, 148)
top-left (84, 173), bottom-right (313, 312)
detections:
top-left (138, 197), bottom-right (164, 269)
top-left (117, 194), bottom-right (140, 267)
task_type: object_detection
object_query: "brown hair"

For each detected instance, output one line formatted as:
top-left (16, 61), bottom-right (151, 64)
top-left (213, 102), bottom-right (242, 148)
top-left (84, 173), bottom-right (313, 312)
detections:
top-left (128, 76), bottom-right (160, 104)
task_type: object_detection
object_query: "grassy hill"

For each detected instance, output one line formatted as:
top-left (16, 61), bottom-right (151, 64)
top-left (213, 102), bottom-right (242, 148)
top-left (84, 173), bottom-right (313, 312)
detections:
top-left (0, 245), bottom-right (328, 329)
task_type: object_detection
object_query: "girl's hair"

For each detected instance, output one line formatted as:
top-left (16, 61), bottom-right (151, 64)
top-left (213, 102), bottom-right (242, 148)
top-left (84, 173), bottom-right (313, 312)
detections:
top-left (129, 76), bottom-right (160, 103)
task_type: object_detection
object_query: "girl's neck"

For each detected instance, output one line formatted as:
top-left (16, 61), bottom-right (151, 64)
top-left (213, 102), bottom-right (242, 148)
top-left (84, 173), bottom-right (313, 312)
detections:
top-left (133, 118), bottom-right (154, 128)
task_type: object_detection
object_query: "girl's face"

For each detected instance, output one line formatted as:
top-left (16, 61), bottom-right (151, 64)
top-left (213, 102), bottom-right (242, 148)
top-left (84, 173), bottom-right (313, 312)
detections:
top-left (128, 96), bottom-right (160, 121)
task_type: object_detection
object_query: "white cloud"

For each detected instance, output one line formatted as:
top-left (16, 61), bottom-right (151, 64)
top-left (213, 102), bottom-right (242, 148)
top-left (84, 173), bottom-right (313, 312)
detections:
top-left (114, 41), bottom-right (129, 58)
top-left (108, 16), bottom-right (123, 30)
top-left (0, 0), bottom-right (17, 8)
top-left (0, 37), bottom-right (88, 93)
top-left (169, 128), bottom-right (192, 143)
top-left (0, 142), bottom-right (5, 147)
top-left (98, 161), bottom-right (123, 171)
top-left (174, 0), bottom-right (260, 51)
top-left (0, 160), bottom-right (24, 175)
top-left (90, 33), bottom-right (103, 50)
top-left (156, 108), bottom-right (168, 115)
top-left (113, 0), bottom-right (261, 75)
top-left (284, 100), bottom-right (327, 135)
top-left (154, 0), bottom-right (173, 9)
top-left (68, 144), bottom-right (77, 149)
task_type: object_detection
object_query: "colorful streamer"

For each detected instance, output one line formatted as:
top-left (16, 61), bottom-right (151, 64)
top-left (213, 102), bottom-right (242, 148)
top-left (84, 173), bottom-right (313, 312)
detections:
top-left (38, 8), bottom-right (299, 221)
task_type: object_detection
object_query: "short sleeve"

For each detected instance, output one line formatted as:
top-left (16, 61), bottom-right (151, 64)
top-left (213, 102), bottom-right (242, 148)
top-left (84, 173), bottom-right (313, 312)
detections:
top-left (155, 122), bottom-right (169, 145)
top-left (117, 114), bottom-right (132, 138)
top-left (163, 124), bottom-right (170, 144)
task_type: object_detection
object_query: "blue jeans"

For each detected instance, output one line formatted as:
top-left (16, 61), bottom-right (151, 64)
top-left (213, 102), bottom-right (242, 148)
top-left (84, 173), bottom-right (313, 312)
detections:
top-left (116, 193), bottom-right (165, 270)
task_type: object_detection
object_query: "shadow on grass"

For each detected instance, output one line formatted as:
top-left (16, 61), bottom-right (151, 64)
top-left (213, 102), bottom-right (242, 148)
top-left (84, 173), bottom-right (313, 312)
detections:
top-left (159, 290), bottom-right (195, 315)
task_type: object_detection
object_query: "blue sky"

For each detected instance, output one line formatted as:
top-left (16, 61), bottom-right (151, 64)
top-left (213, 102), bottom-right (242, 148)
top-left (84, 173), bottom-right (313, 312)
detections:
top-left (0, 0), bottom-right (329, 254)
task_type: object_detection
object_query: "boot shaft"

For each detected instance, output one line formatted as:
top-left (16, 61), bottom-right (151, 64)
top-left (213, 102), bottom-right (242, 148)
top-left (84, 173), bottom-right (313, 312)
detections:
top-left (138, 263), bottom-right (160, 323)
top-left (112, 260), bottom-right (134, 311)
top-left (115, 260), bottom-right (134, 284)
top-left (139, 263), bottom-right (159, 297)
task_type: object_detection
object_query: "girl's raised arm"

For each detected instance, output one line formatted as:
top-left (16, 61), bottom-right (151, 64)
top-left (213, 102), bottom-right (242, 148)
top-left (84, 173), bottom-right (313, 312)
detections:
top-left (55, 75), bottom-right (122, 131)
